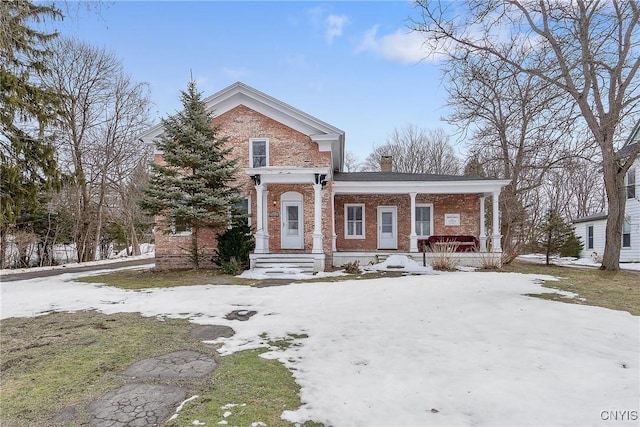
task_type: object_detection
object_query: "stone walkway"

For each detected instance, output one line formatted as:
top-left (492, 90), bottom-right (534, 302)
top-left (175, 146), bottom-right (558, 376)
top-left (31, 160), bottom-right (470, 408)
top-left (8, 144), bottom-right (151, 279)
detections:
top-left (56, 324), bottom-right (237, 427)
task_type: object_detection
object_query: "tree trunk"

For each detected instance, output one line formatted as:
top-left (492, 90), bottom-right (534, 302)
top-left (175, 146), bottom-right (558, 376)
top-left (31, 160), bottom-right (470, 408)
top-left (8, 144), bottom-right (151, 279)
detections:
top-left (600, 162), bottom-right (625, 270)
top-left (0, 227), bottom-right (7, 269)
top-left (191, 226), bottom-right (199, 270)
top-left (129, 218), bottom-right (141, 256)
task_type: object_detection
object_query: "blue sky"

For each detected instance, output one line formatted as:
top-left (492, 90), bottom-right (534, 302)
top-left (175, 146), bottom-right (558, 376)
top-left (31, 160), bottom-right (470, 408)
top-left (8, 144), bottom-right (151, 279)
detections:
top-left (54, 1), bottom-right (456, 160)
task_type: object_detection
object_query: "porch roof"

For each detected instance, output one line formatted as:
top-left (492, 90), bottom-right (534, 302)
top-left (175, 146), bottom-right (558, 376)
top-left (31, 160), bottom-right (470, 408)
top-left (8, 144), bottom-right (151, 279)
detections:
top-left (334, 172), bottom-right (489, 182)
top-left (332, 172), bottom-right (510, 195)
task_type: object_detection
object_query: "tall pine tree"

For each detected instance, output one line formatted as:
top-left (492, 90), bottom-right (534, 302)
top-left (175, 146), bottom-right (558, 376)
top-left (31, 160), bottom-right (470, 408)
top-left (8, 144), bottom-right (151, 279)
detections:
top-left (140, 80), bottom-right (242, 269)
top-left (1, 1), bottom-right (63, 267)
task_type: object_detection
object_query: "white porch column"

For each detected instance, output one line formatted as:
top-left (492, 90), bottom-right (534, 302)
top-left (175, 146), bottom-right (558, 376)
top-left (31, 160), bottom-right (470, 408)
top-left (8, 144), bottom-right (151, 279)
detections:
top-left (409, 192), bottom-right (418, 252)
top-left (254, 183), bottom-right (267, 254)
top-left (479, 195), bottom-right (487, 252)
top-left (491, 190), bottom-right (502, 252)
top-left (331, 190), bottom-right (337, 252)
top-left (312, 182), bottom-right (323, 253)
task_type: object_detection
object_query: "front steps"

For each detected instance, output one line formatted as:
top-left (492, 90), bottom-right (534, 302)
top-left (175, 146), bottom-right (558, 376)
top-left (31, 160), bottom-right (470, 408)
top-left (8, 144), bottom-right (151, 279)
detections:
top-left (250, 254), bottom-right (325, 274)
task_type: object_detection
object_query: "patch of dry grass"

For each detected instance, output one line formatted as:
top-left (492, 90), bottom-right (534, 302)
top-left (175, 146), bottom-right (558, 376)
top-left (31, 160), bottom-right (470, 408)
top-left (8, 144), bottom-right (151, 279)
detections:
top-left (77, 268), bottom-right (256, 289)
top-left (503, 260), bottom-right (640, 315)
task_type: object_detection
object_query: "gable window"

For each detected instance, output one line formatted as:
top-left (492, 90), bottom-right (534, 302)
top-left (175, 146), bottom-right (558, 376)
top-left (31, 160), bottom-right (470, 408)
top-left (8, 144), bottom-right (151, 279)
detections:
top-left (622, 217), bottom-right (631, 248)
top-left (587, 225), bottom-right (594, 250)
top-left (415, 204), bottom-right (433, 236)
top-left (250, 139), bottom-right (268, 168)
top-left (626, 168), bottom-right (636, 199)
top-left (345, 204), bottom-right (365, 238)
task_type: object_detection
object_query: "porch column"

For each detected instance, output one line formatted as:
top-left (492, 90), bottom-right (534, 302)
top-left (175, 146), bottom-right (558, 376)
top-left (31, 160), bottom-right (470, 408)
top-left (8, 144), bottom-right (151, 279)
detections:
top-left (409, 192), bottom-right (418, 252)
top-left (312, 182), bottom-right (323, 253)
top-left (491, 190), bottom-right (502, 252)
top-left (254, 183), bottom-right (267, 254)
top-left (331, 190), bottom-right (337, 252)
top-left (479, 195), bottom-right (487, 252)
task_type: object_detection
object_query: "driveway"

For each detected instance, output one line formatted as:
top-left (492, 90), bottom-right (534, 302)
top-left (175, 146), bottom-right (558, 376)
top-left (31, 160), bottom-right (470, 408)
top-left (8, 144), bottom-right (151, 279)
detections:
top-left (0, 258), bottom-right (154, 282)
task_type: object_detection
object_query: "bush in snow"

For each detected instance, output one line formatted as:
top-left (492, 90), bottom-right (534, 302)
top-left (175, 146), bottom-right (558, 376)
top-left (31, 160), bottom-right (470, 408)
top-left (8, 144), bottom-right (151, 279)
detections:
top-left (214, 220), bottom-right (255, 275)
top-left (424, 240), bottom-right (460, 271)
top-left (342, 260), bottom-right (360, 274)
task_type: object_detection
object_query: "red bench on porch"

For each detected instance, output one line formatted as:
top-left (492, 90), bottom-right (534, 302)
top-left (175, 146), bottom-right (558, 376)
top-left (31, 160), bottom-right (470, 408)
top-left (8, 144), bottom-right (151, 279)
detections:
top-left (418, 235), bottom-right (479, 253)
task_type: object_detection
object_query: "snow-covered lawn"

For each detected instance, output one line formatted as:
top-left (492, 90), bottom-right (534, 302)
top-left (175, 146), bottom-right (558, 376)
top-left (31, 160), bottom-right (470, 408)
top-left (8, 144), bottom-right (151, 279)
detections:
top-left (1, 267), bottom-right (638, 426)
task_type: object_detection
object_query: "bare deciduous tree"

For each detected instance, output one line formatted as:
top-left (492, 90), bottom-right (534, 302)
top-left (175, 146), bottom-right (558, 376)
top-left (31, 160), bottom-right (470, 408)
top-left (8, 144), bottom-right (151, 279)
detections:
top-left (444, 48), bottom-right (577, 255)
top-left (413, 0), bottom-right (640, 270)
top-left (362, 124), bottom-right (459, 174)
top-left (41, 37), bottom-right (151, 262)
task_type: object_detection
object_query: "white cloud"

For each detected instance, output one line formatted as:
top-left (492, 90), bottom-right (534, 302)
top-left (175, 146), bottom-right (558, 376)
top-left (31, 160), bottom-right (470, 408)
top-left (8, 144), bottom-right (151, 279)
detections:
top-left (306, 7), bottom-right (349, 45)
top-left (357, 25), bottom-right (444, 64)
top-left (325, 14), bottom-right (348, 44)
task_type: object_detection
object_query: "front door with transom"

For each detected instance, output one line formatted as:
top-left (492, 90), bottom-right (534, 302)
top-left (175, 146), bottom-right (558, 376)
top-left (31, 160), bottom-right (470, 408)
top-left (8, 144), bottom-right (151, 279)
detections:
top-left (378, 206), bottom-right (397, 249)
top-left (281, 195), bottom-right (304, 249)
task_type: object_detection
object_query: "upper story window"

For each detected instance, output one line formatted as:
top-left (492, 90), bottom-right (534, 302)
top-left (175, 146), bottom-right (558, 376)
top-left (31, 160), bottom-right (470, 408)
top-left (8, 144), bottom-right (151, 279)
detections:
top-left (250, 138), bottom-right (268, 168)
top-left (345, 204), bottom-right (365, 238)
top-left (622, 216), bottom-right (631, 248)
top-left (587, 225), bottom-right (594, 249)
top-left (626, 167), bottom-right (636, 199)
top-left (415, 204), bottom-right (433, 236)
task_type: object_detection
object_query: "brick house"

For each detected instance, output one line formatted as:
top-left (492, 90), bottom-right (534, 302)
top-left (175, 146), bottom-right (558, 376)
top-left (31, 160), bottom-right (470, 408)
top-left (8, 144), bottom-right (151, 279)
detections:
top-left (139, 82), bottom-right (510, 271)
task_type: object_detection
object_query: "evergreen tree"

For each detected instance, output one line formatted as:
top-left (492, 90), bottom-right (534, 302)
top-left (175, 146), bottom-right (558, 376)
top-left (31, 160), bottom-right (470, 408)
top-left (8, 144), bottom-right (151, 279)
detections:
top-left (463, 154), bottom-right (485, 177)
top-left (539, 209), bottom-right (575, 265)
top-left (139, 80), bottom-right (242, 269)
top-left (560, 230), bottom-right (584, 258)
top-left (0, 1), bottom-right (63, 267)
top-left (214, 215), bottom-right (255, 275)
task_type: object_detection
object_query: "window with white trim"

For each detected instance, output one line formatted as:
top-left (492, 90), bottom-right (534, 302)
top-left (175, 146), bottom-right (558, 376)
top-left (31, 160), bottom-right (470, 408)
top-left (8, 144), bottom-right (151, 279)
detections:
top-left (345, 204), bottom-right (365, 238)
top-left (171, 216), bottom-right (191, 235)
top-left (587, 225), bottom-right (594, 249)
top-left (415, 204), bottom-right (433, 236)
top-left (626, 167), bottom-right (636, 199)
top-left (622, 217), bottom-right (631, 248)
top-left (232, 196), bottom-right (251, 226)
top-left (250, 138), bottom-right (268, 168)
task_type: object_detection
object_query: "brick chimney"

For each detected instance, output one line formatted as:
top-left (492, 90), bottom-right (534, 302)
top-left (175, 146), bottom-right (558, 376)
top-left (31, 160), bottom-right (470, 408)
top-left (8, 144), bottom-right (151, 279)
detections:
top-left (381, 155), bottom-right (393, 172)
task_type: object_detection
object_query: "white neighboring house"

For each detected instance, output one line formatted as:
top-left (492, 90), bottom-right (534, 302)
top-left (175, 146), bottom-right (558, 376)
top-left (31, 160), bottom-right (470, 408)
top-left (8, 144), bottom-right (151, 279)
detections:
top-left (573, 121), bottom-right (640, 263)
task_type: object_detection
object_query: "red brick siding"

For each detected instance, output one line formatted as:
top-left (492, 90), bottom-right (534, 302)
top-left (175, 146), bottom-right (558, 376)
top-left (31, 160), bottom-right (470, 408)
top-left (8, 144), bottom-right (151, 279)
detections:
top-left (418, 194), bottom-right (480, 237)
top-left (335, 193), bottom-right (480, 252)
top-left (153, 104), bottom-right (334, 269)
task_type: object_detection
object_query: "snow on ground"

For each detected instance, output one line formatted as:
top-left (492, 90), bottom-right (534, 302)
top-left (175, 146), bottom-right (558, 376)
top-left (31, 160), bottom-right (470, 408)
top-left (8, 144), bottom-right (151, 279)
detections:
top-left (238, 255), bottom-right (433, 279)
top-left (362, 254), bottom-right (434, 274)
top-left (238, 267), bottom-right (347, 280)
top-left (518, 253), bottom-right (640, 271)
top-left (0, 251), bottom-right (155, 276)
top-left (1, 267), bottom-right (638, 426)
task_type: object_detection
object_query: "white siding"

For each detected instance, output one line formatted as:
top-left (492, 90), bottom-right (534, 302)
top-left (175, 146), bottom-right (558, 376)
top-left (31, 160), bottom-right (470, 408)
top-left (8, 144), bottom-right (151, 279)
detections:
top-left (622, 161), bottom-right (640, 262)
top-left (577, 220), bottom-right (607, 261)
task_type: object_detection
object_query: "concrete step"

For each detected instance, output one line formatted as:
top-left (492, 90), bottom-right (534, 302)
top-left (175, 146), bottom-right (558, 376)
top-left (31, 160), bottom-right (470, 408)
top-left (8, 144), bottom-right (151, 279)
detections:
top-left (253, 256), bottom-right (315, 274)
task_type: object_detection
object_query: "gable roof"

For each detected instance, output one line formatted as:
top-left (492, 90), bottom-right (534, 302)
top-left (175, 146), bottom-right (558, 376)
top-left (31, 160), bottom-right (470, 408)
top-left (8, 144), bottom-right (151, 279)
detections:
top-left (138, 82), bottom-right (345, 171)
top-left (572, 212), bottom-right (608, 224)
top-left (616, 119), bottom-right (640, 159)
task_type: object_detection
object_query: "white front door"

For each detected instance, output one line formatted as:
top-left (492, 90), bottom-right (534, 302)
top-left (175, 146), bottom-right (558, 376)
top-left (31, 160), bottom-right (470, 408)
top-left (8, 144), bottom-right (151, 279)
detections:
top-left (282, 201), bottom-right (303, 249)
top-left (378, 206), bottom-right (397, 249)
